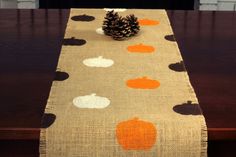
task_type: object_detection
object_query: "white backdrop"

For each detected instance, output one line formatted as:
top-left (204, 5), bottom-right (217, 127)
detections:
top-left (0, 0), bottom-right (39, 8)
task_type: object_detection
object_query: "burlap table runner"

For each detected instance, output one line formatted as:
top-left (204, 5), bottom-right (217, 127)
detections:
top-left (40, 9), bottom-right (207, 157)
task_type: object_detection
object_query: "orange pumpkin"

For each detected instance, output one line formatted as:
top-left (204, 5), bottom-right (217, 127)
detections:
top-left (138, 19), bottom-right (160, 26)
top-left (126, 76), bottom-right (160, 89)
top-left (116, 117), bottom-right (157, 150)
top-left (127, 44), bottom-right (155, 53)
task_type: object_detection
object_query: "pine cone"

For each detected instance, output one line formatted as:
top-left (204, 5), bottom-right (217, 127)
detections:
top-left (102, 10), bottom-right (119, 36)
top-left (126, 14), bottom-right (140, 36)
top-left (110, 17), bottom-right (132, 41)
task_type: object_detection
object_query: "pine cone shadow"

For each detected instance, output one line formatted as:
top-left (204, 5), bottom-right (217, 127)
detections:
top-left (173, 101), bottom-right (202, 115)
top-left (41, 113), bottom-right (56, 128)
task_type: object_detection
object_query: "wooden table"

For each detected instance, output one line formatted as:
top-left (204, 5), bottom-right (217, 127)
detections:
top-left (0, 9), bottom-right (236, 156)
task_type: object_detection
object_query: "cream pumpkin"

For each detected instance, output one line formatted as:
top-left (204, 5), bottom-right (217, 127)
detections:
top-left (83, 56), bottom-right (114, 68)
top-left (73, 93), bottom-right (110, 109)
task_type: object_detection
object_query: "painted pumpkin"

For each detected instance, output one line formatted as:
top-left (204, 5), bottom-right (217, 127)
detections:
top-left (83, 56), bottom-right (114, 68)
top-left (73, 93), bottom-right (110, 109)
top-left (96, 27), bottom-right (105, 35)
top-left (71, 14), bottom-right (95, 22)
top-left (126, 77), bottom-right (160, 89)
top-left (127, 44), bottom-right (155, 53)
top-left (116, 117), bottom-right (157, 150)
top-left (104, 8), bottom-right (127, 12)
top-left (138, 19), bottom-right (159, 26)
top-left (63, 37), bottom-right (86, 46)
top-left (168, 61), bottom-right (186, 72)
top-left (54, 71), bottom-right (69, 81)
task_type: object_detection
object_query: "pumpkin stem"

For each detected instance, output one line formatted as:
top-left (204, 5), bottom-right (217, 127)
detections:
top-left (133, 117), bottom-right (139, 121)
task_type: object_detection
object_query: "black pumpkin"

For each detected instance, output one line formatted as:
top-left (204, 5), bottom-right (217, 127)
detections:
top-left (71, 14), bottom-right (95, 22)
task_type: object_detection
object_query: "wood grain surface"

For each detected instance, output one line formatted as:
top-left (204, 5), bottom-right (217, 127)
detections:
top-left (167, 10), bottom-right (236, 131)
top-left (0, 9), bottom-right (236, 143)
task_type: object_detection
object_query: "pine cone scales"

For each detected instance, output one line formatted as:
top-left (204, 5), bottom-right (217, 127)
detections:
top-left (111, 17), bottom-right (132, 40)
top-left (102, 10), bottom-right (119, 36)
top-left (102, 10), bottom-right (140, 40)
top-left (126, 14), bottom-right (140, 36)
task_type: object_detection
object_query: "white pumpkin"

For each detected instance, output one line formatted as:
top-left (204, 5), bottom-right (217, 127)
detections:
top-left (96, 27), bottom-right (104, 35)
top-left (73, 93), bottom-right (110, 109)
top-left (103, 8), bottom-right (127, 12)
top-left (83, 56), bottom-right (114, 68)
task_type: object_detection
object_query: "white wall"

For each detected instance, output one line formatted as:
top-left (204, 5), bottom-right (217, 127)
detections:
top-left (0, 0), bottom-right (17, 8)
top-left (17, 0), bottom-right (39, 9)
top-left (0, 0), bottom-right (39, 8)
top-left (199, 0), bottom-right (236, 11)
